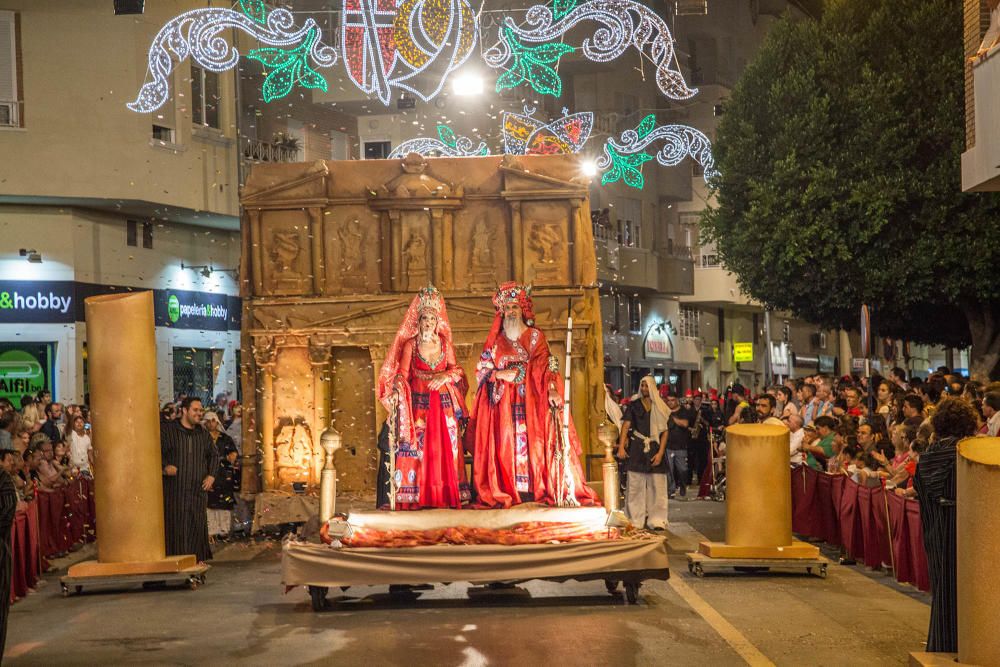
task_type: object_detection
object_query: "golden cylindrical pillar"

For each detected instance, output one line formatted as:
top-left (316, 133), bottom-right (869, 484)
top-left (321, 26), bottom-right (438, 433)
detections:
top-left (957, 437), bottom-right (1000, 666)
top-left (699, 423), bottom-right (818, 559)
top-left (259, 363), bottom-right (275, 490)
top-left (68, 292), bottom-right (195, 578)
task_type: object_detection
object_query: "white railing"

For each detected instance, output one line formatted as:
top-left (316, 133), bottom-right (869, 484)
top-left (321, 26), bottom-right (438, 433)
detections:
top-left (242, 137), bottom-right (299, 163)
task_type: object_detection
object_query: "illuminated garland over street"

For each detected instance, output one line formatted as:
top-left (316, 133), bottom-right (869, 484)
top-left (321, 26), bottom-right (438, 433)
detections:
top-left (484, 0), bottom-right (696, 100)
top-left (129, 0), bottom-right (696, 111)
top-left (128, 6), bottom-right (337, 112)
top-left (385, 110), bottom-right (715, 190)
top-left (388, 125), bottom-right (490, 158)
top-left (598, 114), bottom-right (719, 188)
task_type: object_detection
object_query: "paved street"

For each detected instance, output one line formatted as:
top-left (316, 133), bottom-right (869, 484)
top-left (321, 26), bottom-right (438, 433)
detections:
top-left (5, 499), bottom-right (930, 666)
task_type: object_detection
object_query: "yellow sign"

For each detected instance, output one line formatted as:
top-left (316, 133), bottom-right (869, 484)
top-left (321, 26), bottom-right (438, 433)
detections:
top-left (712, 346), bottom-right (719, 360)
top-left (733, 342), bottom-right (754, 363)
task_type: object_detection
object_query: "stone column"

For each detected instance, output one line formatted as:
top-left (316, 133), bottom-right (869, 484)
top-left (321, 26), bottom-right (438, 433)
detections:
top-left (254, 339), bottom-right (277, 491)
top-left (309, 340), bottom-right (332, 486)
top-left (699, 423), bottom-right (819, 559)
top-left (68, 291), bottom-right (195, 577)
top-left (957, 436), bottom-right (1000, 666)
top-left (248, 208), bottom-right (264, 295)
top-left (510, 201), bottom-right (523, 282)
top-left (308, 207), bottom-right (325, 295)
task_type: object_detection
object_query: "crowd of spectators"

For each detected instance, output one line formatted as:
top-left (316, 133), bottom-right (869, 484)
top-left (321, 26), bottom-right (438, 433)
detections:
top-left (609, 366), bottom-right (998, 502)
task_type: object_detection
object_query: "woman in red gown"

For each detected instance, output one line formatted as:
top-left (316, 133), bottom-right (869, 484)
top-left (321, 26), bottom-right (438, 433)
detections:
top-left (377, 286), bottom-right (471, 509)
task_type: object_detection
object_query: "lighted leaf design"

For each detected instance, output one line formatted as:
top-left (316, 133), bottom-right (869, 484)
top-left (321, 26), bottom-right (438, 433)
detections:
top-left (552, 0), bottom-right (578, 20)
top-left (635, 114), bottom-right (656, 139)
top-left (494, 27), bottom-right (574, 97)
top-left (437, 125), bottom-right (458, 148)
top-left (248, 28), bottom-right (328, 103)
top-left (600, 145), bottom-right (653, 189)
top-left (239, 0), bottom-right (267, 24)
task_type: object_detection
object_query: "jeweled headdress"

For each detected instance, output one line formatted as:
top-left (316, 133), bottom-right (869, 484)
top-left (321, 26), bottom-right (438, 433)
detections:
top-left (416, 284), bottom-right (443, 315)
top-left (492, 281), bottom-right (535, 323)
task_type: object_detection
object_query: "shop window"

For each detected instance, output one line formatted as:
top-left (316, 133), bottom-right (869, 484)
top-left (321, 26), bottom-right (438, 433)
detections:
top-left (172, 347), bottom-right (221, 404)
top-left (152, 124), bottom-right (175, 143)
top-left (126, 220), bottom-right (138, 247)
top-left (142, 221), bottom-right (153, 249)
top-left (364, 140), bottom-right (392, 160)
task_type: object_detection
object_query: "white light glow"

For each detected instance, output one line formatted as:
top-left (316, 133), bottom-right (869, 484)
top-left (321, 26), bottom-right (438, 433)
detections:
top-left (452, 73), bottom-right (484, 96)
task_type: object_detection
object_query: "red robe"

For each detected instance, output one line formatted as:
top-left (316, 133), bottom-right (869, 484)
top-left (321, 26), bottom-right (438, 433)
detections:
top-left (465, 326), bottom-right (599, 508)
top-left (392, 338), bottom-right (471, 509)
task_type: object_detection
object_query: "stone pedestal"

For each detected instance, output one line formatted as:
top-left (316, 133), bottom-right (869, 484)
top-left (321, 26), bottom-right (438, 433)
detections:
top-left (699, 423), bottom-right (818, 559)
top-left (68, 291), bottom-right (195, 579)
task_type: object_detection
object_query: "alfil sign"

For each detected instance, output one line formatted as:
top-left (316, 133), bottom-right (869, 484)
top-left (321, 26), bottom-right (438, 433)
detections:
top-left (0, 285), bottom-right (74, 323)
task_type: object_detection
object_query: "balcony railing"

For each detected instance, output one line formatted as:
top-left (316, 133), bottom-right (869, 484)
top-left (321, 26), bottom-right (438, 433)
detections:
top-left (242, 137), bottom-right (299, 163)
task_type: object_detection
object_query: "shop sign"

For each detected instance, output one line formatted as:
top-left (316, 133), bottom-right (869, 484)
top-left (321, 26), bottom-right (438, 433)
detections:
top-left (644, 327), bottom-right (673, 360)
top-left (771, 342), bottom-right (789, 375)
top-left (733, 342), bottom-right (753, 363)
top-left (0, 345), bottom-right (51, 403)
top-left (819, 354), bottom-right (836, 373)
top-left (0, 281), bottom-right (76, 324)
top-left (155, 289), bottom-right (233, 331)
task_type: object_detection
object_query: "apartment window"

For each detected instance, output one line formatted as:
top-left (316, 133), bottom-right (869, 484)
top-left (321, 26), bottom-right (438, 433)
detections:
top-left (191, 65), bottom-right (220, 129)
top-left (616, 198), bottom-right (642, 248)
top-left (126, 220), bottom-right (153, 249)
top-left (627, 296), bottom-right (642, 334)
top-left (0, 11), bottom-right (21, 128)
top-left (152, 124), bottom-right (175, 143)
top-left (700, 240), bottom-right (720, 268)
top-left (364, 140), bottom-right (392, 160)
top-left (679, 307), bottom-right (701, 339)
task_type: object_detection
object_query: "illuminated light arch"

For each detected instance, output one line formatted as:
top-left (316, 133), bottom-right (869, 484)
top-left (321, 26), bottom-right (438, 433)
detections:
top-left (597, 114), bottom-right (718, 189)
top-left (388, 125), bottom-right (490, 158)
top-left (483, 0), bottom-right (697, 100)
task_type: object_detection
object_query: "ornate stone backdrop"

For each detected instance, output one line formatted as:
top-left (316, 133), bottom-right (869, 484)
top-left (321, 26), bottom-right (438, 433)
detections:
top-left (240, 153), bottom-right (604, 494)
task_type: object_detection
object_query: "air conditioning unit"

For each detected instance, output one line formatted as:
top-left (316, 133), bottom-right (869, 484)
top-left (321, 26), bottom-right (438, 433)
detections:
top-left (0, 102), bottom-right (16, 128)
top-left (809, 332), bottom-right (828, 350)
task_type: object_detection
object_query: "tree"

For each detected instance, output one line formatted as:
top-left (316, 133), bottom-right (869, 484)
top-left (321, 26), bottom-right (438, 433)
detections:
top-left (701, 0), bottom-right (1000, 379)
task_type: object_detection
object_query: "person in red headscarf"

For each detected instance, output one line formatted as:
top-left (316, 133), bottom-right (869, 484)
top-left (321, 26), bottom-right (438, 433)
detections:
top-left (465, 282), bottom-right (599, 508)
top-left (376, 286), bottom-right (471, 509)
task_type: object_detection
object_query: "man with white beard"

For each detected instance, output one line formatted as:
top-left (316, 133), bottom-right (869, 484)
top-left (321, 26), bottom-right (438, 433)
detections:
top-left (465, 282), bottom-right (599, 508)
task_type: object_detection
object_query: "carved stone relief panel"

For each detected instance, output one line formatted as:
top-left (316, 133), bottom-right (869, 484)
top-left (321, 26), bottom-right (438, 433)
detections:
top-left (454, 206), bottom-right (510, 289)
top-left (323, 206), bottom-right (380, 294)
top-left (271, 345), bottom-right (322, 491)
top-left (259, 210), bottom-right (313, 296)
top-left (400, 210), bottom-right (431, 291)
top-left (522, 201), bottom-right (570, 285)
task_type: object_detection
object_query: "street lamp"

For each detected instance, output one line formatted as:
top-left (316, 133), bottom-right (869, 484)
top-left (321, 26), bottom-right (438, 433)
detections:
top-left (452, 73), bottom-right (484, 96)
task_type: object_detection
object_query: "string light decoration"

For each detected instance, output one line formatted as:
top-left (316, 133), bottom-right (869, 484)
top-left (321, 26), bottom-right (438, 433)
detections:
top-left (484, 0), bottom-right (697, 100)
top-left (343, 0), bottom-right (478, 105)
top-left (388, 125), bottom-right (491, 158)
top-left (597, 114), bottom-right (718, 189)
top-left (128, 7), bottom-right (337, 113)
top-left (501, 106), bottom-right (593, 155)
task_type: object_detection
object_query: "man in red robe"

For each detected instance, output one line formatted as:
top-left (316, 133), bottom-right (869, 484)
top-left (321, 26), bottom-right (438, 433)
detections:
top-left (466, 282), bottom-right (599, 508)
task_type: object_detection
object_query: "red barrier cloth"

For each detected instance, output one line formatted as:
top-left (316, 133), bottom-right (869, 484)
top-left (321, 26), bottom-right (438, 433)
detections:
top-left (869, 488), bottom-right (894, 571)
top-left (837, 479), bottom-right (864, 560)
top-left (23, 500), bottom-right (41, 585)
top-left (906, 500), bottom-right (930, 592)
top-left (887, 492), bottom-right (914, 586)
top-left (36, 491), bottom-right (58, 558)
top-left (82, 477), bottom-right (96, 541)
top-left (65, 480), bottom-right (87, 546)
top-left (11, 511), bottom-right (27, 601)
top-left (791, 465), bottom-right (817, 536)
top-left (789, 466), bottom-right (928, 590)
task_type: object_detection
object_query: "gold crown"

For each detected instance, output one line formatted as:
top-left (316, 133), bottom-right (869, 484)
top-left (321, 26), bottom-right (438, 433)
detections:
top-left (416, 285), bottom-right (442, 314)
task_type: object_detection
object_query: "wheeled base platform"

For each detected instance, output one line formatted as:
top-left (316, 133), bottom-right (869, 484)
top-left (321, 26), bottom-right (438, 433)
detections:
top-left (685, 552), bottom-right (829, 579)
top-left (60, 564), bottom-right (210, 596)
top-left (305, 570), bottom-right (658, 612)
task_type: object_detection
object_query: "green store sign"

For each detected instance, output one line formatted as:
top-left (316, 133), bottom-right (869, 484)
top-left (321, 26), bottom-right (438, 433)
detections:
top-left (0, 347), bottom-right (49, 403)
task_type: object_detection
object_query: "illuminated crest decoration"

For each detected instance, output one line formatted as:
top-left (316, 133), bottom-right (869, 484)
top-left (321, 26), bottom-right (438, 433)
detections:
top-left (501, 107), bottom-right (593, 155)
top-left (483, 0), bottom-right (696, 100)
top-left (343, 0), bottom-right (479, 105)
top-left (598, 114), bottom-right (719, 189)
top-left (388, 125), bottom-right (490, 158)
